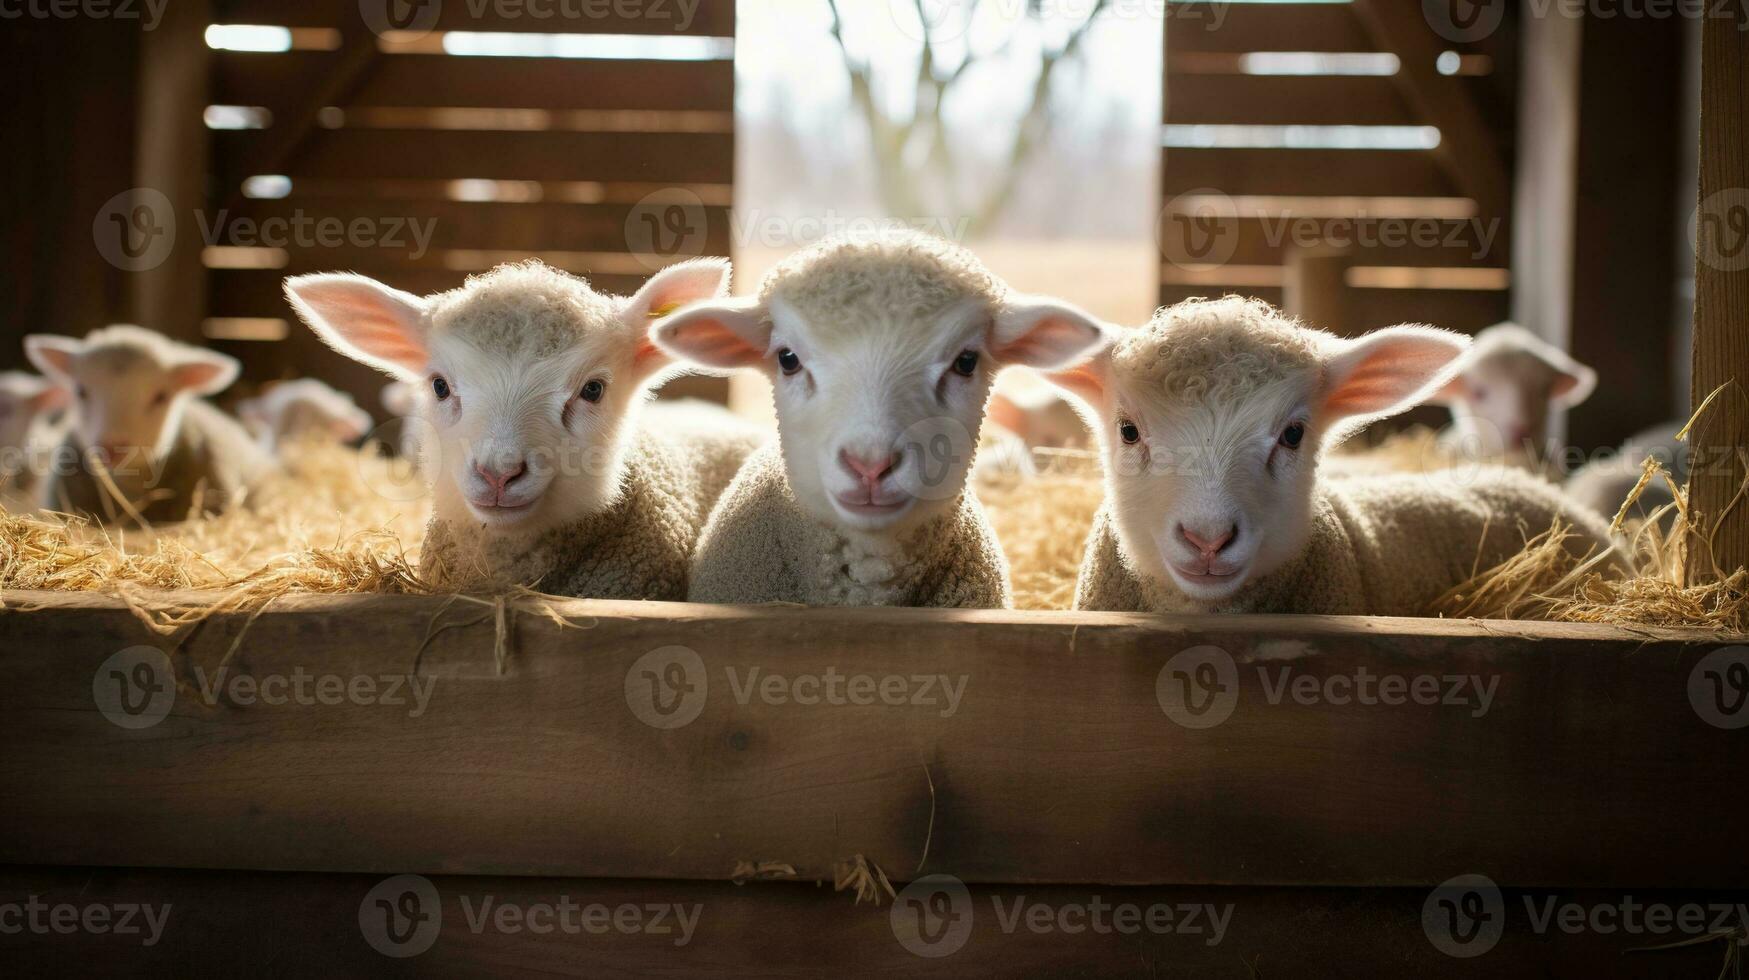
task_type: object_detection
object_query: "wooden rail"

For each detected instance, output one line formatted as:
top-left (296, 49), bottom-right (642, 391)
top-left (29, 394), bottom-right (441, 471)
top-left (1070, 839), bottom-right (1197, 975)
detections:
top-left (0, 591), bottom-right (1743, 888)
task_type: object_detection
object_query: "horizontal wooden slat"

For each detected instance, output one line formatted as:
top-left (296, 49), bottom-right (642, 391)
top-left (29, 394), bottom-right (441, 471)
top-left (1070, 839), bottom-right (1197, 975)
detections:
top-left (0, 867), bottom-right (1732, 976)
top-left (1163, 149), bottom-right (1458, 198)
top-left (216, 128), bottom-right (734, 183)
top-left (1167, 3), bottom-right (1373, 53)
top-left (1168, 74), bottom-right (1414, 126)
top-left (1, 592), bottom-right (1743, 887)
top-left (215, 51), bottom-right (734, 112)
top-left (218, 0), bottom-right (735, 35)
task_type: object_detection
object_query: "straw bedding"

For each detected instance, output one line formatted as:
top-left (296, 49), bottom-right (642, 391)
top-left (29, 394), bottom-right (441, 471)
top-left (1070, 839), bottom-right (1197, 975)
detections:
top-left (0, 424), bottom-right (1744, 635)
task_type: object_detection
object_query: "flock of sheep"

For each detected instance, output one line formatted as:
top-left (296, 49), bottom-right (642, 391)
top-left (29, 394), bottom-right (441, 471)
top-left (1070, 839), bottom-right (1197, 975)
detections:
top-left (1, 230), bottom-right (1681, 615)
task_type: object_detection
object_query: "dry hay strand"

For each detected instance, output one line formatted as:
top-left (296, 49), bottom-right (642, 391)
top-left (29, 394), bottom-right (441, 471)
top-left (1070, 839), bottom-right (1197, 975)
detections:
top-left (730, 861), bottom-right (798, 884)
top-left (1434, 386), bottom-right (1749, 636)
top-left (832, 854), bottom-right (897, 907)
top-left (976, 447), bottom-right (1104, 610)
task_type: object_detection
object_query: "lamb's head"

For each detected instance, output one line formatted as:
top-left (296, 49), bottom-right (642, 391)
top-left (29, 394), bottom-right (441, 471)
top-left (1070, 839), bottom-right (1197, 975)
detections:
top-left (1429, 322), bottom-right (1595, 458)
top-left (653, 231), bottom-right (1110, 534)
top-left (0, 371), bottom-right (68, 451)
top-left (1052, 296), bottom-right (1468, 603)
top-left (25, 325), bottom-right (239, 472)
top-left (237, 378), bottom-right (373, 449)
top-left (284, 258), bottom-right (729, 533)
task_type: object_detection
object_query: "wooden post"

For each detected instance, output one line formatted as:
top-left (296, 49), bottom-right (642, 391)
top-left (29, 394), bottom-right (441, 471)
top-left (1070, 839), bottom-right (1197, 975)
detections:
top-left (1686, 14), bottom-right (1749, 584)
top-left (1284, 245), bottom-right (1350, 335)
top-left (132, 0), bottom-right (211, 341)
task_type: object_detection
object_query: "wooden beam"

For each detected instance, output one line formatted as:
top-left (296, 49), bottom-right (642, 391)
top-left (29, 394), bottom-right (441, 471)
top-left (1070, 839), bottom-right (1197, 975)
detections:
top-left (1349, 0), bottom-right (1511, 222)
top-left (1284, 245), bottom-right (1351, 336)
top-left (1687, 13), bottom-right (1749, 583)
top-left (132, 0), bottom-right (211, 340)
top-left (0, 591), bottom-right (1743, 888)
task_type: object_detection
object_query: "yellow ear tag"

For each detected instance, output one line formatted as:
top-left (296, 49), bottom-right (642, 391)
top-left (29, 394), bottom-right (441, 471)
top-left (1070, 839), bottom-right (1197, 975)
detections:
top-left (649, 301), bottom-right (686, 319)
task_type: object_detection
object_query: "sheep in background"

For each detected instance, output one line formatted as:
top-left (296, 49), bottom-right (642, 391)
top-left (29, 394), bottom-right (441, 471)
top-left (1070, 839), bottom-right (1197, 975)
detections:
top-left (1566, 422), bottom-right (1687, 527)
top-left (653, 231), bottom-right (1112, 608)
top-left (1428, 321), bottom-right (1596, 464)
top-left (1050, 297), bottom-right (1621, 616)
top-left (284, 258), bottom-right (765, 599)
top-left (237, 378), bottom-right (374, 454)
top-left (24, 325), bottom-right (275, 524)
top-left (0, 371), bottom-right (70, 498)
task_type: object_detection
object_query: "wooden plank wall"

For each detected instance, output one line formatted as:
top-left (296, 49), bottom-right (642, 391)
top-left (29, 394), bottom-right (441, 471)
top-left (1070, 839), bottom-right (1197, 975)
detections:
top-left (1161, 2), bottom-right (1515, 346)
top-left (204, 0), bottom-right (736, 410)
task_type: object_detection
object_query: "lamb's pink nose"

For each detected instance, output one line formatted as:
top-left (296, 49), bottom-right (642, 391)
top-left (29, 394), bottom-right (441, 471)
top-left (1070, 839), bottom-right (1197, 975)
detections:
top-left (474, 460), bottom-right (526, 494)
top-left (840, 450), bottom-right (896, 487)
top-left (1179, 523), bottom-right (1237, 558)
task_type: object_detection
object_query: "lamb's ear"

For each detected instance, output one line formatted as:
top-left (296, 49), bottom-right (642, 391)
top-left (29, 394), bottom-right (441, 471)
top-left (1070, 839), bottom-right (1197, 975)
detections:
top-left (381, 381), bottom-right (418, 417)
top-left (1546, 352), bottom-right (1597, 407)
top-left (30, 381), bottom-right (69, 413)
top-left (1318, 324), bottom-right (1469, 437)
top-left (621, 258), bottom-right (733, 382)
top-left (651, 295), bottom-right (770, 371)
top-left (169, 347), bottom-right (241, 396)
top-left (283, 273), bottom-right (430, 380)
top-left (989, 296), bottom-right (1114, 370)
top-left (333, 404), bottom-right (373, 442)
top-left (24, 335), bottom-right (83, 384)
top-left (1041, 349), bottom-right (1112, 411)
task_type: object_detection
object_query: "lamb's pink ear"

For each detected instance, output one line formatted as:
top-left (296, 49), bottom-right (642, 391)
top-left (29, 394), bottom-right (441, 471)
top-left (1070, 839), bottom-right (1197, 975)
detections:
top-left (24, 335), bottom-right (83, 384)
top-left (1426, 372), bottom-right (1471, 407)
top-left (989, 296), bottom-right (1114, 370)
top-left (1546, 354), bottom-right (1597, 407)
top-left (30, 382), bottom-right (69, 413)
top-left (1042, 351), bottom-right (1112, 411)
top-left (1318, 324), bottom-right (1469, 436)
top-left (169, 348), bottom-right (241, 396)
top-left (651, 296), bottom-right (770, 371)
top-left (283, 273), bottom-right (430, 380)
top-left (622, 258), bottom-right (733, 381)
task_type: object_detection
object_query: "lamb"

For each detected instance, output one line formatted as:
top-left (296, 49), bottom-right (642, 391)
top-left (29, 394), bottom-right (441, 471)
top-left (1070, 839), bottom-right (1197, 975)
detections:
top-left (652, 230), bottom-right (1113, 608)
top-left (1427, 321), bottom-right (1596, 464)
top-left (0, 371), bottom-right (70, 499)
top-left (1565, 422), bottom-right (1686, 526)
top-left (283, 258), bottom-right (765, 599)
top-left (24, 325), bottom-right (275, 524)
top-left (1050, 296), bottom-right (1623, 616)
top-left (236, 378), bottom-right (374, 454)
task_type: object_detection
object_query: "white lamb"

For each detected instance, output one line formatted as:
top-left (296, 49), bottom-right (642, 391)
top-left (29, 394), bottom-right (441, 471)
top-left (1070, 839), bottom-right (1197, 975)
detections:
top-left (284, 258), bottom-right (765, 599)
top-left (25, 326), bottom-right (276, 524)
top-left (1565, 422), bottom-right (1686, 527)
top-left (652, 231), bottom-right (1113, 608)
top-left (1427, 321), bottom-right (1596, 463)
top-left (237, 378), bottom-right (374, 454)
top-left (0, 371), bottom-right (70, 498)
top-left (1052, 296), bottom-right (1622, 616)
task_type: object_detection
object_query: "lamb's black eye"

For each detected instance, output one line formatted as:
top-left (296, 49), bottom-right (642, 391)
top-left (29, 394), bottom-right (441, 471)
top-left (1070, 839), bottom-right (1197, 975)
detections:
top-left (76, 386), bottom-right (88, 401)
top-left (952, 350), bottom-right (980, 377)
top-left (431, 376), bottom-right (451, 401)
top-left (1279, 422), bottom-right (1306, 449)
top-left (579, 379), bottom-right (605, 403)
top-left (1119, 420), bottom-right (1141, 445)
top-left (776, 348), bottom-right (802, 376)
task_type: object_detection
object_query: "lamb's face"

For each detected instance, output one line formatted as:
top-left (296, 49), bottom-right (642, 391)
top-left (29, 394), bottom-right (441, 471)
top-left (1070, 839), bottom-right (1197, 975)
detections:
top-left (1434, 329), bottom-right (1595, 459)
top-left (0, 373), bottom-right (67, 454)
top-left (285, 259), bottom-right (731, 535)
top-left (1057, 299), bottom-right (1468, 604)
top-left (25, 328), bottom-right (239, 475)
top-left (652, 234), bottom-right (1113, 537)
